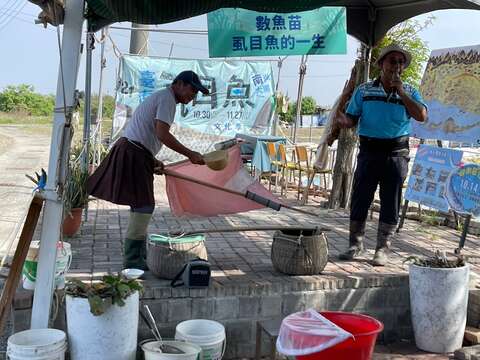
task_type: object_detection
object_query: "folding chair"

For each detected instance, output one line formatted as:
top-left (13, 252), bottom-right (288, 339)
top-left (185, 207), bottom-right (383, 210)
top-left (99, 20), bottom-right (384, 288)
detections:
top-left (277, 143), bottom-right (297, 196)
top-left (265, 142), bottom-right (281, 192)
top-left (295, 145), bottom-right (332, 203)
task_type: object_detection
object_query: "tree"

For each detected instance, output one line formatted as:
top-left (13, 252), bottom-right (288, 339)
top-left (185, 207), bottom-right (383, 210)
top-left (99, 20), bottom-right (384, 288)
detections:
top-left (0, 84), bottom-right (54, 116)
top-left (280, 96), bottom-right (317, 123)
top-left (369, 17), bottom-right (433, 87)
top-left (79, 94), bottom-right (116, 120)
top-left (329, 18), bottom-right (433, 209)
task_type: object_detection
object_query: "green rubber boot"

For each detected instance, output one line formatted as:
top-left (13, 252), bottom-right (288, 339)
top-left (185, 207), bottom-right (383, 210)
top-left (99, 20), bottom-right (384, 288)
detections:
top-left (123, 212), bottom-right (152, 270)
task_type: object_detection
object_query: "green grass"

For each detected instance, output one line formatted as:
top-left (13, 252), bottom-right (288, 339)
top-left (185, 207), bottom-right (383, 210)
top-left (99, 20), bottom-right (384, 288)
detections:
top-left (0, 112), bottom-right (51, 125)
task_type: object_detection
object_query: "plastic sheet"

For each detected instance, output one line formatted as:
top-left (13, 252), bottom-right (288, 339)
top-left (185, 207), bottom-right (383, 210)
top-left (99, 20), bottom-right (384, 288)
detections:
top-left (276, 309), bottom-right (353, 356)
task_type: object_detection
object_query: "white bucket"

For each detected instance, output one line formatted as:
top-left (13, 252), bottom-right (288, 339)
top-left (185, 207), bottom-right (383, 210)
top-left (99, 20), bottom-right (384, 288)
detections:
top-left (141, 340), bottom-right (202, 360)
top-left (7, 328), bottom-right (67, 360)
top-left (175, 320), bottom-right (226, 360)
top-left (66, 292), bottom-right (139, 360)
top-left (23, 241), bottom-right (72, 290)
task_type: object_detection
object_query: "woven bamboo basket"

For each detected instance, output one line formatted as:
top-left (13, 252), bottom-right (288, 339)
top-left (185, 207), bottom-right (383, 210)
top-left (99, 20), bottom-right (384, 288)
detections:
top-left (147, 234), bottom-right (208, 279)
top-left (271, 228), bottom-right (328, 275)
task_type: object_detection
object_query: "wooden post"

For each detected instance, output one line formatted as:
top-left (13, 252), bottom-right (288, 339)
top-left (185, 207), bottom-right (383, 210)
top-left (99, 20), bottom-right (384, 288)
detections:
top-left (0, 195), bottom-right (43, 332)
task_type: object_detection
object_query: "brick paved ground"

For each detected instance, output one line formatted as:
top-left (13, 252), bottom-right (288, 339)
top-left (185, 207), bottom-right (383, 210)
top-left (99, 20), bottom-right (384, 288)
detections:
top-left (66, 175), bottom-right (480, 284)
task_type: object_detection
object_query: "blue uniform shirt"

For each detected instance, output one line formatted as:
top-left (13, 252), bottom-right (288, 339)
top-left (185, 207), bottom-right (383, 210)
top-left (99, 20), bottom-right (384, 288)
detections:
top-left (346, 78), bottom-right (427, 139)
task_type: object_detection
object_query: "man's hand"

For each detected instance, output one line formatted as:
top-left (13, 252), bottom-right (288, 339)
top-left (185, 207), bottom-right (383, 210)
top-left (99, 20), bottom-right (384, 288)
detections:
top-left (390, 72), bottom-right (405, 96)
top-left (153, 159), bottom-right (164, 175)
top-left (188, 151), bottom-right (205, 165)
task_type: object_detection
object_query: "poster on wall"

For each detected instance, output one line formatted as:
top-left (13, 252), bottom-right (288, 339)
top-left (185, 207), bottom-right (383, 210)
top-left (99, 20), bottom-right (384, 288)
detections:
top-left (412, 45), bottom-right (480, 143)
top-left (404, 145), bottom-right (463, 211)
top-left (112, 55), bottom-right (275, 162)
top-left (207, 7), bottom-right (347, 57)
top-left (446, 164), bottom-right (480, 217)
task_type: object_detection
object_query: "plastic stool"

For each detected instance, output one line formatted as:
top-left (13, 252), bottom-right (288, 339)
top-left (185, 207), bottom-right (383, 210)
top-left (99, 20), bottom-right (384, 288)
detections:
top-left (255, 318), bottom-right (282, 360)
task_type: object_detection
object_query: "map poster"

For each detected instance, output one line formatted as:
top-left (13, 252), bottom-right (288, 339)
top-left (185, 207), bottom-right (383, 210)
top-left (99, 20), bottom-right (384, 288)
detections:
top-left (404, 145), bottom-right (463, 211)
top-left (412, 45), bottom-right (480, 143)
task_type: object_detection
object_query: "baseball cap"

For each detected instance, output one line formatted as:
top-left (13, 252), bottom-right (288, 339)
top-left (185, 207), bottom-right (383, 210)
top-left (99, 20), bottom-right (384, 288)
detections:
top-left (174, 70), bottom-right (209, 95)
top-left (376, 44), bottom-right (412, 68)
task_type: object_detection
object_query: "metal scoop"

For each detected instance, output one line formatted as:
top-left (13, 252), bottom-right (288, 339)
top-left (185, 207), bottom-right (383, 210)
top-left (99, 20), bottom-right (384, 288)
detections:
top-left (141, 305), bottom-right (185, 354)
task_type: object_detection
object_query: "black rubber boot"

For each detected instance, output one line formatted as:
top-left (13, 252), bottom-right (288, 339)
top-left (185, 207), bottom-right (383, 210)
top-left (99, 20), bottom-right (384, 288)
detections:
top-left (339, 220), bottom-right (367, 260)
top-left (372, 222), bottom-right (396, 266)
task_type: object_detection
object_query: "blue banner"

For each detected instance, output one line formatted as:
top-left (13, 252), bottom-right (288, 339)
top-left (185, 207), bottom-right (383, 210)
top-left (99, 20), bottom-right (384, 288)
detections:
top-left (112, 55), bottom-right (275, 161)
top-left (446, 164), bottom-right (480, 217)
top-left (404, 145), bottom-right (464, 211)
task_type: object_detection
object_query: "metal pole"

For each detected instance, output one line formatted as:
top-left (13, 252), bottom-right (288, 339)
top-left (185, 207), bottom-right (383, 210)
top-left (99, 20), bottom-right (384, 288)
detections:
top-left (31, 0), bottom-right (85, 328)
top-left (129, 23), bottom-right (149, 55)
top-left (293, 55), bottom-right (307, 143)
top-left (272, 56), bottom-right (287, 136)
top-left (94, 27), bottom-right (107, 166)
top-left (168, 42), bottom-right (174, 58)
top-left (82, 31), bottom-right (94, 172)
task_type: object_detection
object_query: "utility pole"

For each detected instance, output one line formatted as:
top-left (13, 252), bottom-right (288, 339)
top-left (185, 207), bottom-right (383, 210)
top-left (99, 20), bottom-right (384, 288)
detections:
top-left (292, 55), bottom-right (308, 143)
top-left (129, 23), bottom-right (149, 55)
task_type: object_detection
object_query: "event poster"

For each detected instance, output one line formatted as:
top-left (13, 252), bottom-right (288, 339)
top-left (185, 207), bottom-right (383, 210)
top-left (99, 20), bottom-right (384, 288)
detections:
top-left (404, 145), bottom-right (463, 211)
top-left (412, 45), bottom-right (480, 143)
top-left (112, 55), bottom-right (275, 161)
top-left (446, 164), bottom-right (480, 217)
top-left (207, 7), bottom-right (346, 57)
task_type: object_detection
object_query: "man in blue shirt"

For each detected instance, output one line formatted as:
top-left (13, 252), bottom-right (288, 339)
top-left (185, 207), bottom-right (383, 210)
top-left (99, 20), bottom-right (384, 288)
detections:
top-left (336, 44), bottom-right (428, 266)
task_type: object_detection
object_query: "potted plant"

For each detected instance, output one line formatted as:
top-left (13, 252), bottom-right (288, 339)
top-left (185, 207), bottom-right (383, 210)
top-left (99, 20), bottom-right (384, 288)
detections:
top-left (63, 162), bottom-right (89, 236)
top-left (406, 251), bottom-right (469, 353)
top-left (65, 274), bottom-right (143, 360)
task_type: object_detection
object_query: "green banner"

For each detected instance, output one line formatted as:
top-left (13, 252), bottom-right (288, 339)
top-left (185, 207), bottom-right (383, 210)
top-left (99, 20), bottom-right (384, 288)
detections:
top-left (207, 7), bottom-right (347, 57)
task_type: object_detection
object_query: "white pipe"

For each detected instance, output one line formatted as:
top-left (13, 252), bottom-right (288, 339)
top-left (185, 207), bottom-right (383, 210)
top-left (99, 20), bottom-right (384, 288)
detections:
top-left (31, 0), bottom-right (85, 329)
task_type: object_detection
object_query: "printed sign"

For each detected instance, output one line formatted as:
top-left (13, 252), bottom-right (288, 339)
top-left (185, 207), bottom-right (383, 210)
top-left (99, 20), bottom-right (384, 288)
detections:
top-left (112, 55), bottom-right (275, 161)
top-left (207, 7), bottom-right (347, 57)
top-left (404, 145), bottom-right (463, 211)
top-left (446, 164), bottom-right (480, 217)
top-left (412, 45), bottom-right (480, 143)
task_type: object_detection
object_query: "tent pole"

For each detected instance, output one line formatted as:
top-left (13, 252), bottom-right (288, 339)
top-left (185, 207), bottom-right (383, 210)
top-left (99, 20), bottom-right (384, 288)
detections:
top-left (94, 27), bottom-right (107, 166)
top-left (83, 30), bottom-right (94, 171)
top-left (31, 0), bottom-right (85, 329)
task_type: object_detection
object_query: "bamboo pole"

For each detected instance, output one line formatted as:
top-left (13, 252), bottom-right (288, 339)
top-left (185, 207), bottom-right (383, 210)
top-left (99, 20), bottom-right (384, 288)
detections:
top-left (162, 169), bottom-right (318, 217)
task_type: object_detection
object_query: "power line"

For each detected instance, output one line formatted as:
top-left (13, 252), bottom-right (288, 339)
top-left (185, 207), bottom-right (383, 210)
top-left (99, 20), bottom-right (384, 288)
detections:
top-left (0, 0), bottom-right (27, 33)
top-left (109, 30), bottom-right (209, 52)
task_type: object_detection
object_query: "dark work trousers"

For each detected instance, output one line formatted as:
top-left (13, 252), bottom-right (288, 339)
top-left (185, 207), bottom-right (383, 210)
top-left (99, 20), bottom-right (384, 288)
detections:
top-left (350, 150), bottom-right (409, 225)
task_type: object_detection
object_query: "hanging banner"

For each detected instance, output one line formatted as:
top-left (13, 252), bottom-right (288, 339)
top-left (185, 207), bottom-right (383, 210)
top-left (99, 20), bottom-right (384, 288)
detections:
top-left (404, 145), bottom-right (464, 212)
top-left (412, 45), bottom-right (480, 143)
top-left (207, 7), bottom-right (347, 57)
top-left (112, 55), bottom-right (275, 162)
top-left (446, 164), bottom-right (480, 217)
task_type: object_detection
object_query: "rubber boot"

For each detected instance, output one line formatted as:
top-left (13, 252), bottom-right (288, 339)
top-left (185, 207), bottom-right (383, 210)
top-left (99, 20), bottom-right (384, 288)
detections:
top-left (124, 212), bottom-right (152, 270)
top-left (339, 220), bottom-right (367, 260)
top-left (372, 221), bottom-right (396, 266)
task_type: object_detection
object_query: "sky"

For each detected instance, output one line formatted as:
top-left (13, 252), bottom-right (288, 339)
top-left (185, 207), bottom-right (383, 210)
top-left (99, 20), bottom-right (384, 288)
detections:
top-left (0, 2), bottom-right (480, 108)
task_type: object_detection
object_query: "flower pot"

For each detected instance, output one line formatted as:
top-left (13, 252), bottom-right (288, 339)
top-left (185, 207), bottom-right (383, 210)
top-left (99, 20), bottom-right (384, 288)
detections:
top-left (409, 263), bottom-right (470, 353)
top-left (63, 208), bottom-right (83, 236)
top-left (66, 291), bottom-right (139, 360)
